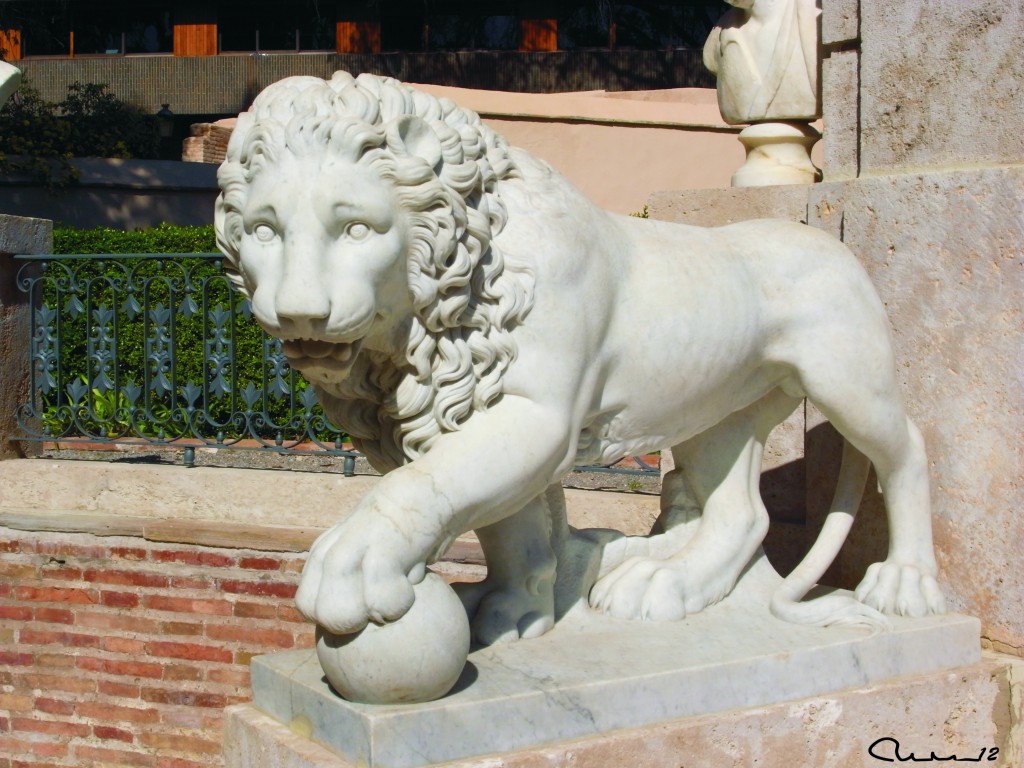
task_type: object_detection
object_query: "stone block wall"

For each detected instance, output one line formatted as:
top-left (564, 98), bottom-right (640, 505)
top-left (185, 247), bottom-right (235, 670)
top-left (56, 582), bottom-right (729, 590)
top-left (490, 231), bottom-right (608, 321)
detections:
top-left (182, 121), bottom-right (236, 165)
top-left (0, 528), bottom-right (314, 768)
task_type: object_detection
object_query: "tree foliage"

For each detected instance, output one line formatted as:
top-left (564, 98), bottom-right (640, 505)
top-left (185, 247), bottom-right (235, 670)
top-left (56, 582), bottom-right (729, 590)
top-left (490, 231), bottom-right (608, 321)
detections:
top-left (0, 79), bottom-right (160, 186)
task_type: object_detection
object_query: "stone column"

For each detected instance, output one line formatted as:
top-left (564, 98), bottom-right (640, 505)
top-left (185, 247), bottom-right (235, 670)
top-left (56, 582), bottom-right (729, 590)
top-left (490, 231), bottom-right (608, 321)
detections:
top-left (0, 215), bottom-right (52, 459)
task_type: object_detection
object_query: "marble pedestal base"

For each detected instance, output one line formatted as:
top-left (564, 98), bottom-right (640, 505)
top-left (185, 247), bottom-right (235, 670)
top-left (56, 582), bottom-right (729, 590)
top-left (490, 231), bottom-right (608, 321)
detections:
top-left (731, 122), bottom-right (822, 187)
top-left (231, 559), bottom-right (980, 768)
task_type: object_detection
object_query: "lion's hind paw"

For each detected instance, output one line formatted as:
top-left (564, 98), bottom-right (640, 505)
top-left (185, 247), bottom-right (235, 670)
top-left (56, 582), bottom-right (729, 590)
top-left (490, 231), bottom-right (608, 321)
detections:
top-left (854, 561), bottom-right (947, 618)
top-left (589, 556), bottom-right (731, 622)
top-left (453, 579), bottom-right (555, 646)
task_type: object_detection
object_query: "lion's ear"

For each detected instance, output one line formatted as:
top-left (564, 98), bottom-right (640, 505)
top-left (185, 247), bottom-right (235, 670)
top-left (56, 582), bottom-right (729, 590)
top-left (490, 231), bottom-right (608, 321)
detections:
top-left (386, 115), bottom-right (443, 171)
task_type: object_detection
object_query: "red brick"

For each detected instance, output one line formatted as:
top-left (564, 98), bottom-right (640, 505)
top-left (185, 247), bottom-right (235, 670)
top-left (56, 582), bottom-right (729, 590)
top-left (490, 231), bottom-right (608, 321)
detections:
top-left (0, 563), bottom-right (38, 579)
top-left (169, 576), bottom-right (210, 589)
top-left (0, 736), bottom-right (67, 758)
top-left (0, 606), bottom-right (32, 621)
top-left (76, 656), bottom-right (164, 680)
top-left (139, 731), bottom-right (221, 754)
top-left (32, 541), bottom-right (105, 559)
top-left (143, 595), bottom-right (232, 616)
top-left (294, 631), bottom-right (315, 649)
top-left (207, 624), bottom-right (294, 648)
top-left (10, 717), bottom-right (90, 738)
top-left (13, 586), bottom-right (96, 604)
top-left (98, 680), bottom-right (141, 699)
top-left (0, 693), bottom-right (32, 711)
top-left (74, 745), bottom-right (155, 766)
top-left (0, 584), bottom-right (10, 598)
top-left (239, 556), bottom-right (281, 571)
top-left (34, 607), bottom-right (73, 624)
top-left (233, 651), bottom-right (257, 666)
top-left (281, 558), bottom-right (306, 574)
top-left (141, 688), bottom-right (226, 708)
top-left (84, 569), bottom-right (170, 588)
top-left (94, 725), bottom-right (135, 743)
top-left (0, 540), bottom-right (20, 553)
top-left (109, 547), bottom-right (148, 561)
top-left (34, 652), bottom-right (75, 669)
top-left (0, 652), bottom-right (33, 666)
top-left (76, 611), bottom-right (160, 633)
top-left (207, 667), bottom-right (250, 686)
top-left (277, 604), bottom-right (308, 623)
top-left (159, 621), bottom-right (203, 636)
top-left (102, 637), bottom-right (146, 655)
top-left (101, 590), bottom-right (141, 608)
top-left (233, 601), bottom-right (277, 619)
top-left (156, 758), bottom-right (207, 768)
top-left (34, 697), bottom-right (74, 716)
top-left (19, 629), bottom-right (99, 648)
top-left (21, 673), bottom-right (95, 694)
top-left (219, 579), bottom-right (297, 598)
top-left (163, 664), bottom-right (204, 682)
top-left (77, 702), bottom-right (159, 724)
top-left (145, 641), bottom-right (232, 663)
top-left (39, 566), bottom-right (83, 581)
top-left (151, 549), bottom-right (234, 568)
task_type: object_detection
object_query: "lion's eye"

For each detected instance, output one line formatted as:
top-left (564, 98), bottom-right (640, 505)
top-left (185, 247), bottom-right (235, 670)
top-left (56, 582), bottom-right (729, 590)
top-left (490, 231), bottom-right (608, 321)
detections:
top-left (345, 222), bottom-right (371, 240)
top-left (254, 224), bottom-right (277, 243)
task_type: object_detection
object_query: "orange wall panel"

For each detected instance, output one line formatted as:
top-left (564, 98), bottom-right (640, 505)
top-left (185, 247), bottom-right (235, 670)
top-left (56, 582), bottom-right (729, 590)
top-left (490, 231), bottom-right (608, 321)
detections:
top-left (336, 21), bottom-right (381, 54)
top-left (0, 29), bottom-right (22, 61)
top-left (173, 23), bottom-right (217, 57)
top-left (520, 19), bottom-right (557, 52)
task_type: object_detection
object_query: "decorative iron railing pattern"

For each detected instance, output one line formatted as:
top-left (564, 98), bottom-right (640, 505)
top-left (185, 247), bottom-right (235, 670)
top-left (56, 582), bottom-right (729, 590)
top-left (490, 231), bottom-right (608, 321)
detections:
top-left (13, 252), bottom-right (656, 478)
top-left (14, 252), bottom-right (356, 471)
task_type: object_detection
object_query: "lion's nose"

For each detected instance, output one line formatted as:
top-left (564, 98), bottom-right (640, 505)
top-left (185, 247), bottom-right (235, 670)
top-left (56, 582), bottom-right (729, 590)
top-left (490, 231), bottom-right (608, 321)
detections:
top-left (275, 269), bottom-right (331, 335)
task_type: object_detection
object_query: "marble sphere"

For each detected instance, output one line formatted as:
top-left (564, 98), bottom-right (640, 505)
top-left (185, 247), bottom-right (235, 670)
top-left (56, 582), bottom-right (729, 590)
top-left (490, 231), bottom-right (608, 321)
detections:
top-left (315, 573), bottom-right (471, 704)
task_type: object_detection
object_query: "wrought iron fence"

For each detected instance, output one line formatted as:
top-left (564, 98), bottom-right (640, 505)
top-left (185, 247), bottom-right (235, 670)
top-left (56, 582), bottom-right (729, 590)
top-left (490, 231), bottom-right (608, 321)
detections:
top-left (13, 252), bottom-right (357, 472)
top-left (13, 251), bottom-right (656, 478)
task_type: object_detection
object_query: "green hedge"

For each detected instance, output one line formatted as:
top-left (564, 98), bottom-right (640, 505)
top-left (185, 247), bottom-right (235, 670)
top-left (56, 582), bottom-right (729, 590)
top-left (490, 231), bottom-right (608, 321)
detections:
top-left (42, 224), bottom-right (329, 443)
top-left (54, 222), bottom-right (218, 254)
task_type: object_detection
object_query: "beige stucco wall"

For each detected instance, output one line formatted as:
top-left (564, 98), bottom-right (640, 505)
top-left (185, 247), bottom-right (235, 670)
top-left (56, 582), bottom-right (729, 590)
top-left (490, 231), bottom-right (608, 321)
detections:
top-left (413, 86), bottom-right (743, 214)
top-left (183, 86), bottom-right (744, 217)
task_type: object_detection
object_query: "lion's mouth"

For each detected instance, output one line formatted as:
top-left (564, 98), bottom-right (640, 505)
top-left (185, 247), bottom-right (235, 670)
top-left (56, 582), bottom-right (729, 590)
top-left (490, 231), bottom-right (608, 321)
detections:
top-left (281, 338), bottom-right (363, 373)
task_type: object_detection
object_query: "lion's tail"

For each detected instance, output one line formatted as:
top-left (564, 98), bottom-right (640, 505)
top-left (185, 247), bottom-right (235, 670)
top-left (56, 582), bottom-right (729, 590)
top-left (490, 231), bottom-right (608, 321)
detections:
top-left (769, 440), bottom-right (891, 631)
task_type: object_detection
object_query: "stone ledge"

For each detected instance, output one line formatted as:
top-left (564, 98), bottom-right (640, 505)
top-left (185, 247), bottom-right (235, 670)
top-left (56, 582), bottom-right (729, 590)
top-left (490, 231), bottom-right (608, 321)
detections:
top-left (0, 459), bottom-right (659, 554)
top-left (225, 650), bottom-right (1019, 768)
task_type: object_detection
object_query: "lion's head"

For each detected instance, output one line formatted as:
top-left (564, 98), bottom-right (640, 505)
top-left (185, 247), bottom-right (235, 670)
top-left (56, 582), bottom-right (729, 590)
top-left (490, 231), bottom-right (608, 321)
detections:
top-left (215, 71), bottom-right (535, 472)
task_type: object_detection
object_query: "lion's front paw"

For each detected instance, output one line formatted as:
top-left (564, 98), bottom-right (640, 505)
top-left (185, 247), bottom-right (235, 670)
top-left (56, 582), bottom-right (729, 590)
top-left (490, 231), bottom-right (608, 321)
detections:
top-left (295, 518), bottom-right (420, 634)
top-left (854, 561), bottom-right (947, 617)
top-left (453, 577), bottom-right (555, 646)
top-left (589, 556), bottom-right (733, 622)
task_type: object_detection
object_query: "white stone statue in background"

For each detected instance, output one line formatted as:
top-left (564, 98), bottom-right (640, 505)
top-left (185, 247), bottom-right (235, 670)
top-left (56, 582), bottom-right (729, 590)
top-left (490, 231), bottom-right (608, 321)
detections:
top-left (704, 0), bottom-right (823, 186)
top-left (215, 72), bottom-right (945, 704)
top-left (0, 61), bottom-right (23, 110)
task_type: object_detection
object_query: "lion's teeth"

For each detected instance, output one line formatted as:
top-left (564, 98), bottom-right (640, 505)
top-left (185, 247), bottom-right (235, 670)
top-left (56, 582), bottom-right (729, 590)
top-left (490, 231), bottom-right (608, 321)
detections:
top-left (301, 340), bottom-right (336, 359)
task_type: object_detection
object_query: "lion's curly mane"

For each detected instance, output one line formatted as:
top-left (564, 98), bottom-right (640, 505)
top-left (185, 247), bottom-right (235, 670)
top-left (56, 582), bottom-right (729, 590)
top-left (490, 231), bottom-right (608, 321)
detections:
top-left (215, 71), bottom-right (535, 471)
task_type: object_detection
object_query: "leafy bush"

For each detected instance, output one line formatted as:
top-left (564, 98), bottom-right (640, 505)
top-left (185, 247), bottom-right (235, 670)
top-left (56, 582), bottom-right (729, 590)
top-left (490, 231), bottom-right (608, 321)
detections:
top-left (39, 224), bottom-right (340, 445)
top-left (0, 80), bottom-right (160, 186)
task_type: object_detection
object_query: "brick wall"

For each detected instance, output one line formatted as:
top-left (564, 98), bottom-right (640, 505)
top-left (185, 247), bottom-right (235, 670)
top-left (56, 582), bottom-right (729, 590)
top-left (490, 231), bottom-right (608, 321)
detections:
top-left (0, 527), bottom-right (315, 768)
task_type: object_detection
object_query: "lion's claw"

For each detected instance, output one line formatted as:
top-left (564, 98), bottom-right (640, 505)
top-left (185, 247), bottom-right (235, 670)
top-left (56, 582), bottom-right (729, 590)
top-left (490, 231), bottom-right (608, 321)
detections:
top-left (296, 516), bottom-right (422, 634)
top-left (590, 556), bottom-right (732, 622)
top-left (855, 561), bottom-right (946, 618)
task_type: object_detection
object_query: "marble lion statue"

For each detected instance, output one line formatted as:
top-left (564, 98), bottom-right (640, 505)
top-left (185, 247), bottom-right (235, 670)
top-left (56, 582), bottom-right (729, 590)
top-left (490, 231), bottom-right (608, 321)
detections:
top-left (215, 71), bottom-right (945, 646)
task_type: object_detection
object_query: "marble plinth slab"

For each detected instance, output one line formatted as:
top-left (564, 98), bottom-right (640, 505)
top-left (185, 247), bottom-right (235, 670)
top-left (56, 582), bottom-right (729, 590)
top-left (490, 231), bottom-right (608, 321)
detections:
top-left (249, 559), bottom-right (980, 768)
